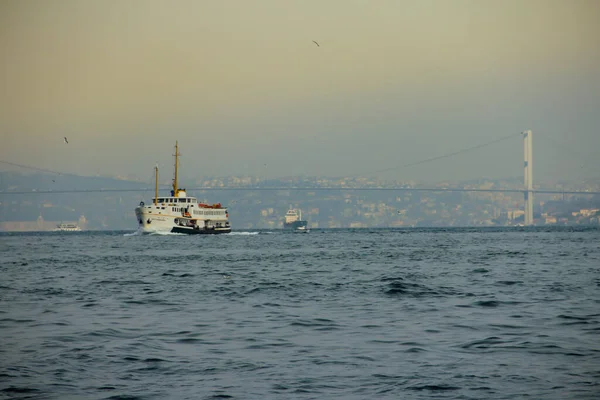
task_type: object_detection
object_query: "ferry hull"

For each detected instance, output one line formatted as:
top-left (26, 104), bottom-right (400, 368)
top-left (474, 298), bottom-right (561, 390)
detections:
top-left (171, 226), bottom-right (231, 235)
top-left (135, 207), bottom-right (231, 235)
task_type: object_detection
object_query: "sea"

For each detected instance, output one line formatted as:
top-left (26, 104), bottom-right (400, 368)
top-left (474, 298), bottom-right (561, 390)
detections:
top-left (1, 227), bottom-right (599, 400)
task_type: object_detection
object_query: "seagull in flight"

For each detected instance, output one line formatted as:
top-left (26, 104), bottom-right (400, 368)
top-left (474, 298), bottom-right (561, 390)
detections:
top-left (312, 40), bottom-right (320, 47)
top-left (63, 137), bottom-right (68, 144)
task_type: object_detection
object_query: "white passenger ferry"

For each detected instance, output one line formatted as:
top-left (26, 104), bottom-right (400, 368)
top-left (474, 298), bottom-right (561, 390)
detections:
top-left (53, 223), bottom-right (82, 232)
top-left (134, 142), bottom-right (231, 234)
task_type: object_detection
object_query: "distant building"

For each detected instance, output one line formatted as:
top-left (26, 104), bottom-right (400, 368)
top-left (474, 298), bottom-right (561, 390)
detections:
top-left (507, 209), bottom-right (525, 221)
top-left (580, 208), bottom-right (599, 218)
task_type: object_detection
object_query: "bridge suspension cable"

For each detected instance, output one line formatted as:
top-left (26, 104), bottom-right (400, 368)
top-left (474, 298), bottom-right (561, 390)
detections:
top-left (1, 132), bottom-right (523, 181)
top-left (0, 160), bottom-right (76, 176)
top-left (349, 132), bottom-right (522, 177)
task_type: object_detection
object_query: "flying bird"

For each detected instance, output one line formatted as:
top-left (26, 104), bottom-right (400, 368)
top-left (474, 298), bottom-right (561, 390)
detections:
top-left (63, 137), bottom-right (68, 144)
top-left (312, 40), bottom-right (320, 47)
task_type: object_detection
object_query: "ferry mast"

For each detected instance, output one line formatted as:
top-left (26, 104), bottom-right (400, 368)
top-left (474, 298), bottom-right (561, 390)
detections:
top-left (172, 141), bottom-right (181, 197)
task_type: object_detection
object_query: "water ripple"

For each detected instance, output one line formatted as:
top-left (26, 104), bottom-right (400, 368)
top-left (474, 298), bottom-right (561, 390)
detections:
top-left (1, 227), bottom-right (599, 399)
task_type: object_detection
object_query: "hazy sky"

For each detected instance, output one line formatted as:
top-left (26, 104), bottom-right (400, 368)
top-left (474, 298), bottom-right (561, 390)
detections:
top-left (1, 0), bottom-right (599, 184)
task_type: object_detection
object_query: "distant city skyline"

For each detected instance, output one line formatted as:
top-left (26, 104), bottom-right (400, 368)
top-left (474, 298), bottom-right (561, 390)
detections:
top-left (1, 170), bottom-right (598, 231)
top-left (1, 0), bottom-right (599, 183)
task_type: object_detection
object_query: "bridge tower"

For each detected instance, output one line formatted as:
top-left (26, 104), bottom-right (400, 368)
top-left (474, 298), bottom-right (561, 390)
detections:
top-left (523, 130), bottom-right (533, 225)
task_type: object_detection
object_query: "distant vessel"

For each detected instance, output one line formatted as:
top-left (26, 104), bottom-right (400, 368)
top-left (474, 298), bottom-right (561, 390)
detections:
top-left (283, 207), bottom-right (308, 231)
top-left (134, 142), bottom-right (231, 235)
top-left (53, 223), bottom-right (82, 232)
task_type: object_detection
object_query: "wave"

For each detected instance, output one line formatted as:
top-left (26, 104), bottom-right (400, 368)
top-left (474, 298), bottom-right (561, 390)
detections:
top-left (147, 231), bottom-right (185, 236)
top-left (123, 229), bottom-right (184, 236)
top-left (227, 231), bottom-right (259, 236)
top-left (123, 229), bottom-right (143, 237)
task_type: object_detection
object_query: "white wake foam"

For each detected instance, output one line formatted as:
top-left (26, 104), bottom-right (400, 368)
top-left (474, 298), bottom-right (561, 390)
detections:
top-left (148, 231), bottom-right (185, 236)
top-left (123, 228), bottom-right (184, 236)
top-left (123, 229), bottom-right (143, 237)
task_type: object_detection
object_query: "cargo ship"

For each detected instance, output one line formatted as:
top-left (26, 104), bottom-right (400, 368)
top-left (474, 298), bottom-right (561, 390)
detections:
top-left (283, 207), bottom-right (308, 231)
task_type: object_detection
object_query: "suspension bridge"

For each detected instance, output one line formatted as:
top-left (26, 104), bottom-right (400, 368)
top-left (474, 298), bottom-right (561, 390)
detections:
top-left (1, 131), bottom-right (599, 226)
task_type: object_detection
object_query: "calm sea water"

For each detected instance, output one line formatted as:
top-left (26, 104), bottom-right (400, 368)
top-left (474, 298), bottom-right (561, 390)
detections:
top-left (1, 227), bottom-right (599, 399)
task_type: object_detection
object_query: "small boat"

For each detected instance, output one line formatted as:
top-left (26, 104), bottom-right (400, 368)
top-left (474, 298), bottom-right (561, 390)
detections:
top-left (53, 223), bottom-right (82, 232)
top-left (134, 142), bottom-right (231, 235)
